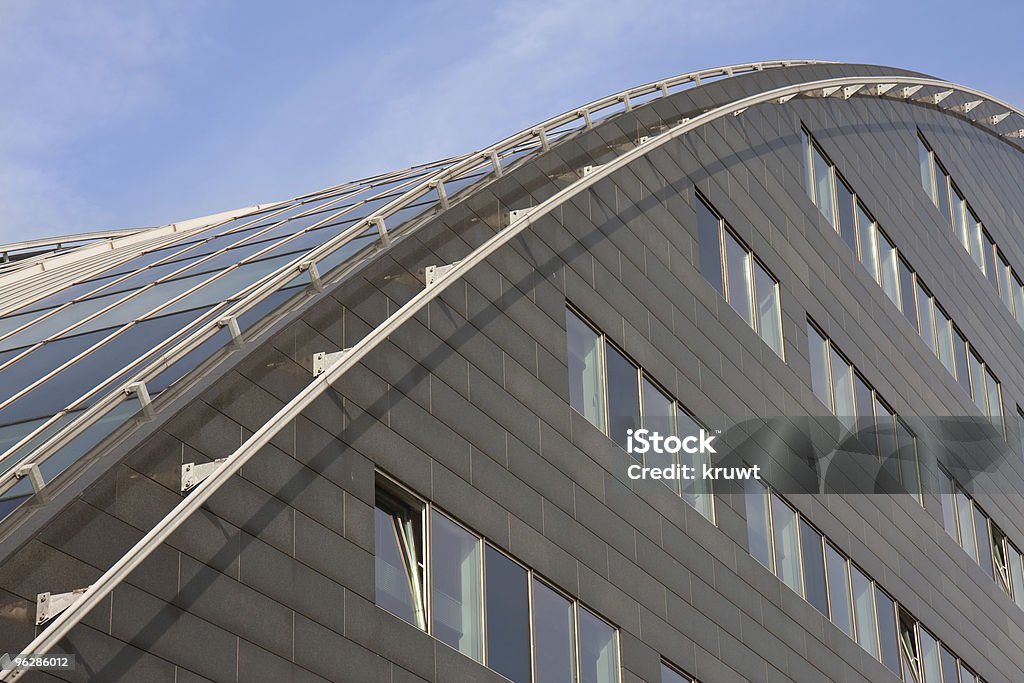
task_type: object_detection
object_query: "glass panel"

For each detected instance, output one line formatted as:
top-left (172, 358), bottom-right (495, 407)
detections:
top-left (953, 331), bottom-right (971, 396)
top-left (770, 494), bottom-right (801, 594)
top-left (984, 235), bottom-right (998, 289)
top-left (970, 220), bottom-right (986, 272)
top-left (745, 479), bottom-right (772, 569)
top-left (149, 328), bottom-right (232, 395)
top-left (431, 512), bottom-right (483, 660)
top-left (875, 589), bottom-right (901, 675)
top-left (566, 309), bottom-right (606, 433)
top-left (533, 580), bottom-right (576, 683)
top-left (935, 172), bottom-right (952, 228)
top-left (998, 256), bottom-right (1014, 313)
top-left (920, 629), bottom-right (941, 683)
top-left (800, 520), bottom-right (828, 617)
top-left (853, 375), bottom-right (875, 456)
top-left (812, 145), bottom-right (836, 228)
top-left (642, 378), bottom-right (675, 481)
top-left (826, 544), bottom-right (852, 637)
top-left (661, 663), bottom-right (691, 683)
top-left (162, 253), bottom-right (301, 316)
top-left (960, 663), bottom-right (977, 683)
top-left (808, 323), bottom-right (831, 409)
top-left (374, 499), bottom-right (425, 628)
top-left (37, 399), bottom-right (141, 484)
top-left (1012, 278), bottom-right (1024, 331)
top-left (857, 205), bottom-right (879, 282)
top-left (953, 196), bottom-right (970, 251)
top-left (918, 139), bottom-right (934, 198)
top-left (955, 489), bottom-right (977, 561)
top-left (605, 343), bottom-right (640, 450)
top-left (830, 347), bottom-right (854, 429)
top-left (0, 292), bottom-right (128, 351)
top-left (875, 397), bottom-right (897, 472)
top-left (71, 273), bottom-right (211, 335)
top-left (802, 129), bottom-right (814, 199)
top-left (916, 283), bottom-right (935, 352)
top-left (678, 411), bottom-right (712, 520)
top-left (878, 232), bottom-right (901, 308)
top-left (969, 352), bottom-right (988, 415)
top-left (836, 180), bottom-right (858, 252)
top-left (578, 607), bottom-right (617, 683)
top-left (986, 369), bottom-right (1002, 435)
top-left (975, 512), bottom-right (994, 578)
top-left (0, 329), bottom-right (111, 407)
top-left (1010, 545), bottom-right (1024, 610)
top-left (935, 311), bottom-right (954, 375)
top-left (938, 471), bottom-right (958, 540)
top-left (940, 647), bottom-right (960, 683)
top-left (899, 260), bottom-right (917, 325)
top-left (696, 199), bottom-right (723, 296)
top-left (851, 565), bottom-right (879, 659)
top-left (753, 261), bottom-right (783, 358)
top-left (485, 547), bottom-right (530, 683)
top-left (896, 419), bottom-right (921, 500)
top-left (724, 231), bottom-right (753, 326)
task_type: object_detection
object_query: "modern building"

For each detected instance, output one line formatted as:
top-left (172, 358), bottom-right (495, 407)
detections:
top-left (0, 59), bottom-right (1023, 682)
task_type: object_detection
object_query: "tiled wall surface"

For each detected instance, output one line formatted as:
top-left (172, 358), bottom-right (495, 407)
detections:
top-left (1, 62), bottom-right (1023, 682)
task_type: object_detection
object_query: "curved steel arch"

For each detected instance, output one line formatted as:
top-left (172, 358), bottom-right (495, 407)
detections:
top-left (5, 69), bottom-right (1024, 678)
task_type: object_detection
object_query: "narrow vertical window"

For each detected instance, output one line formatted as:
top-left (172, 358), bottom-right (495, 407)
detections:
top-left (935, 170), bottom-right (952, 228)
top-left (770, 494), bottom-right (802, 594)
top-left (955, 488), bottom-right (978, 561)
top-left (375, 487), bottom-right (426, 630)
top-left (851, 565), bottom-right (879, 659)
top-left (878, 231), bottom-right (901, 308)
top-left (1009, 543), bottom-right (1024, 610)
top-left (803, 129), bottom-right (814, 200)
top-left (605, 343), bottom-right (640, 450)
top-left (533, 580), bottom-right (576, 683)
top-left (875, 588), bottom-right (901, 675)
top-left (986, 368), bottom-right (1003, 435)
top-left (992, 530), bottom-right (1012, 596)
top-left (974, 512), bottom-right (994, 578)
top-left (968, 351), bottom-right (988, 415)
top-left (960, 662), bottom-right (978, 683)
top-left (984, 234), bottom-right (998, 289)
top-left (898, 259), bottom-right (917, 325)
top-left (812, 144), bottom-right (836, 228)
top-left (937, 471), bottom-right (958, 540)
top-left (566, 308), bottom-right (607, 434)
top-left (825, 544), bottom-right (853, 637)
top-left (953, 194), bottom-right (970, 251)
top-left (919, 628), bottom-right (942, 683)
top-left (934, 309), bottom-right (954, 375)
top-left (940, 646), bottom-right (959, 683)
top-left (679, 411), bottom-right (713, 520)
top-left (952, 329), bottom-right (971, 396)
top-left (800, 520), bottom-right (828, 617)
top-left (661, 663), bottom-right (692, 683)
top-left (753, 260), bottom-right (784, 358)
top-left (898, 610), bottom-right (922, 683)
top-left (998, 254), bottom-right (1015, 313)
top-left (836, 179), bottom-right (858, 252)
top-left (915, 283), bottom-right (935, 352)
top-left (431, 512), bottom-right (484, 661)
top-left (918, 137), bottom-right (935, 202)
top-left (970, 217), bottom-right (986, 272)
top-left (746, 479), bottom-right (773, 569)
top-left (808, 323), bottom-right (832, 409)
top-left (830, 346), bottom-right (854, 428)
top-left (578, 607), bottom-right (618, 683)
top-left (642, 378), bottom-right (676, 476)
top-left (857, 204), bottom-right (879, 282)
top-left (896, 419), bottom-right (921, 501)
top-left (874, 396), bottom-right (897, 468)
top-left (696, 198), bottom-right (724, 296)
top-left (853, 375), bottom-right (876, 457)
top-left (485, 547), bottom-right (531, 683)
top-left (1012, 276), bottom-right (1024, 331)
top-left (724, 230), bottom-right (753, 325)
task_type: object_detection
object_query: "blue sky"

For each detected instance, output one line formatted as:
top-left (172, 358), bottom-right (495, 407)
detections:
top-left (1, 0), bottom-right (1021, 243)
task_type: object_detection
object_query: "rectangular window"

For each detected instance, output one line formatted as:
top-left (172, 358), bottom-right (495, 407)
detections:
top-left (485, 547), bottom-right (531, 683)
top-left (896, 419), bottom-right (921, 502)
top-left (970, 217), bottom-right (986, 272)
top-left (800, 520), bottom-right (828, 617)
top-left (998, 254), bottom-right (1015, 313)
top-left (986, 368), bottom-right (1004, 435)
top-left (1012, 276), bottom-right (1024, 332)
top-left (605, 342), bottom-right (640, 450)
top-left (431, 511), bottom-right (484, 660)
top-left (953, 329), bottom-right (971, 396)
top-left (898, 610), bottom-right (921, 683)
top-left (878, 231), bottom-right (901, 308)
top-left (940, 646), bottom-right (960, 683)
top-left (955, 488), bottom-right (978, 561)
top-left (753, 260), bottom-right (784, 358)
top-left (934, 309), bottom-right (954, 375)
top-left (724, 230), bottom-right (753, 326)
top-left (578, 607), bottom-right (618, 683)
top-left (875, 588), bottom-right (901, 675)
top-left (993, 530), bottom-right (1012, 596)
top-left (984, 233), bottom-right (998, 289)
top-left (808, 323), bottom-right (832, 408)
top-left (953, 194), bottom-right (970, 251)
top-left (533, 580), bottom-right (577, 683)
top-left (812, 144), bottom-right (836, 228)
top-left (915, 282), bottom-right (935, 352)
top-left (836, 179), bottom-right (858, 253)
top-left (802, 129), bottom-right (814, 199)
top-left (935, 169), bottom-right (952, 228)
top-left (375, 485), bottom-right (426, 630)
top-left (899, 259), bottom-right (917, 325)
top-left (566, 308), bottom-right (607, 434)
top-left (960, 662), bottom-right (978, 683)
top-left (746, 479), bottom-right (773, 569)
top-left (918, 136), bottom-right (935, 201)
top-left (678, 411), bottom-right (713, 520)
top-left (874, 396), bottom-right (896, 464)
top-left (770, 494), bottom-right (802, 594)
top-left (830, 346), bottom-right (854, 426)
top-left (642, 378), bottom-right (676, 473)
top-left (969, 351), bottom-right (988, 415)
top-left (974, 511), bottom-right (994, 579)
top-left (919, 628), bottom-right (942, 683)
top-left (1009, 543), bottom-right (1024, 611)
top-left (661, 663), bottom-right (693, 683)
top-left (938, 470), bottom-right (958, 540)
top-left (851, 565), bottom-right (879, 659)
top-left (696, 197), bottom-right (724, 296)
top-left (826, 544), bottom-right (853, 637)
top-left (854, 374), bottom-right (875, 457)
top-left (857, 204), bottom-right (879, 282)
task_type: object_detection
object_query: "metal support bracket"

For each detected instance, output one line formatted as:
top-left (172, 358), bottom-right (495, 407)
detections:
top-left (372, 217), bottom-right (391, 248)
top-left (637, 136), bottom-right (650, 145)
top-left (181, 459), bottom-right (228, 492)
top-left (507, 208), bottom-right (533, 225)
top-left (579, 108), bottom-right (593, 128)
top-left (954, 99), bottom-right (983, 114)
top-left (918, 89), bottom-right (953, 105)
top-left (216, 315), bottom-right (243, 342)
top-left (36, 588), bottom-right (89, 626)
top-left (1005, 129), bottom-right (1024, 139)
top-left (868, 83), bottom-right (897, 96)
top-left (432, 181), bottom-right (449, 211)
top-left (124, 381), bottom-right (154, 418)
top-left (14, 464), bottom-right (45, 494)
top-left (311, 350), bottom-right (349, 377)
top-left (488, 150), bottom-right (503, 177)
top-left (985, 112), bottom-right (1011, 126)
top-left (534, 127), bottom-right (550, 152)
top-left (424, 262), bottom-right (461, 287)
top-left (621, 93), bottom-right (632, 111)
top-left (578, 165), bottom-right (601, 178)
top-left (297, 261), bottom-right (323, 292)
top-left (900, 85), bottom-right (923, 99)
